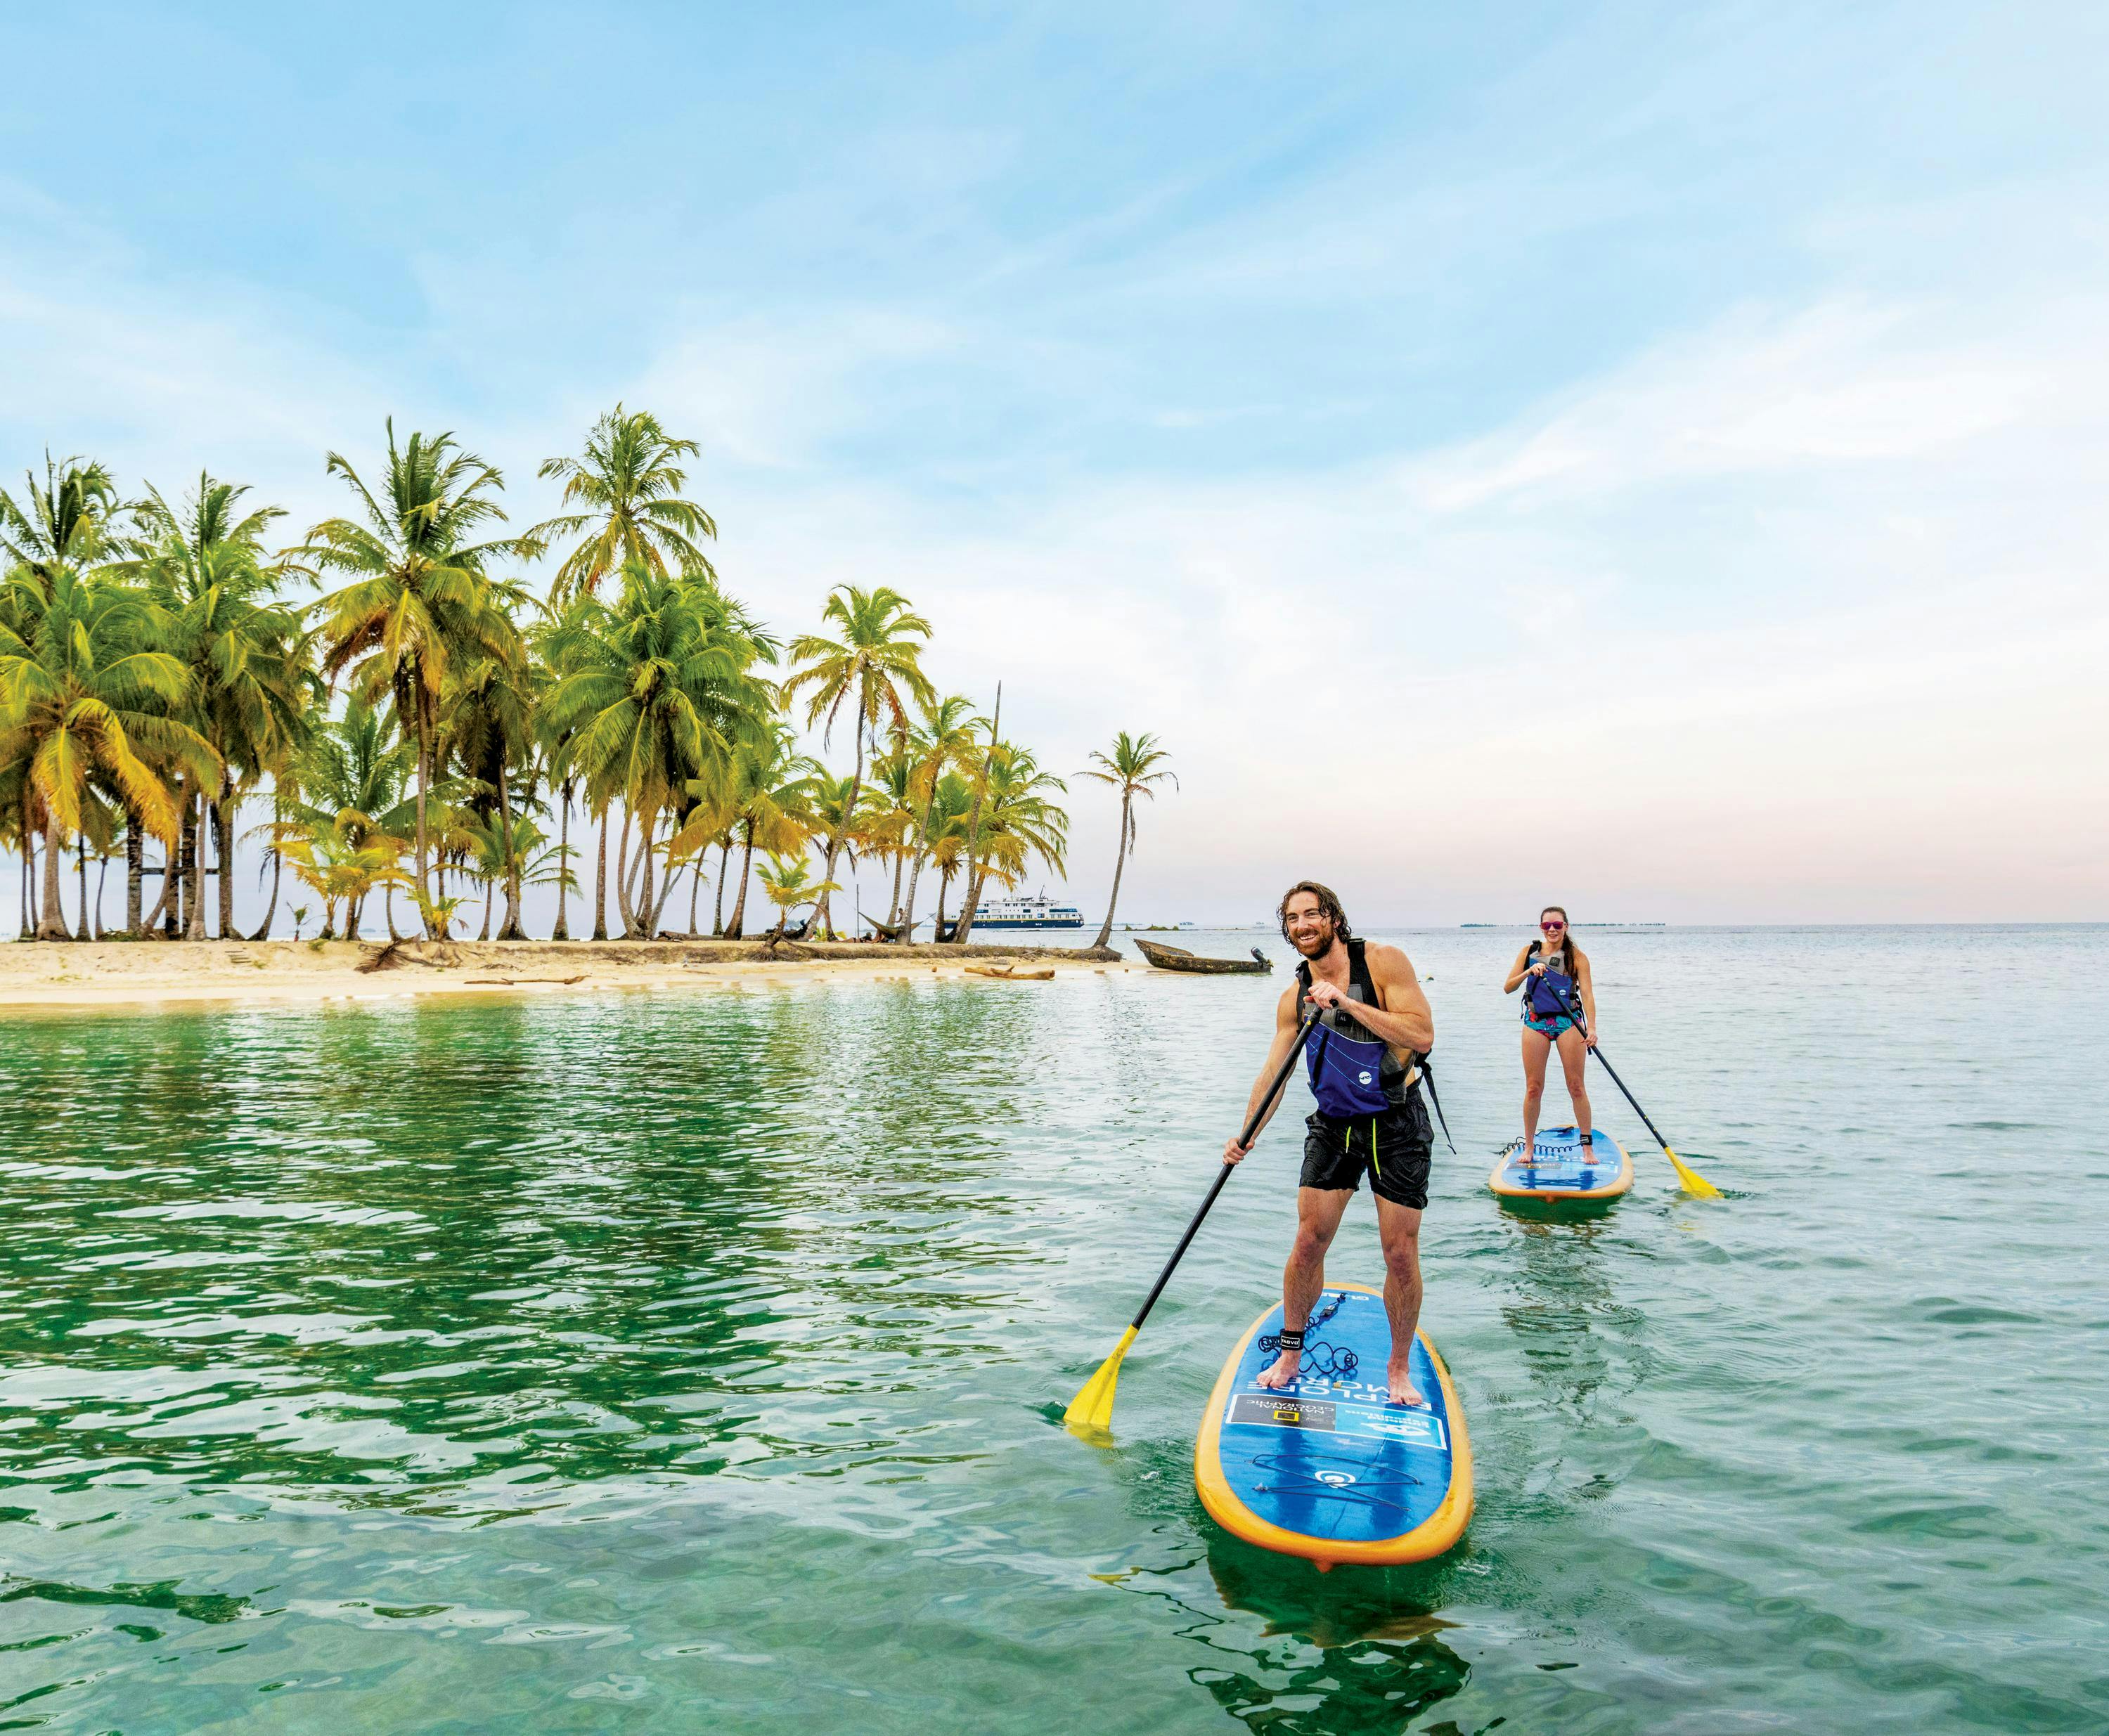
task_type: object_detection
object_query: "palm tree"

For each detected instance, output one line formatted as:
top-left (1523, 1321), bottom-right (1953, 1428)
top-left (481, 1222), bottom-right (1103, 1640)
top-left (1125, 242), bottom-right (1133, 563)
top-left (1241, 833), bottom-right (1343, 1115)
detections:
top-left (896, 693), bottom-right (979, 942)
top-left (756, 852), bottom-right (839, 938)
top-left (865, 748), bottom-right (921, 926)
top-left (445, 636), bottom-right (543, 940)
top-left (959, 742), bottom-right (1070, 926)
top-left (0, 454), bottom-right (122, 588)
top-left (529, 604), bottom-right (591, 940)
top-left (124, 474), bottom-right (316, 939)
top-left (0, 568), bottom-right (215, 938)
top-left (1081, 731), bottom-right (1176, 950)
top-left (681, 722), bottom-right (820, 940)
top-left (301, 421), bottom-right (532, 933)
top-left (276, 692), bottom-right (418, 940)
top-left (532, 405), bottom-right (718, 601)
top-left (920, 771), bottom-right (976, 940)
top-left (539, 562), bottom-right (774, 938)
top-left (782, 585), bottom-right (935, 938)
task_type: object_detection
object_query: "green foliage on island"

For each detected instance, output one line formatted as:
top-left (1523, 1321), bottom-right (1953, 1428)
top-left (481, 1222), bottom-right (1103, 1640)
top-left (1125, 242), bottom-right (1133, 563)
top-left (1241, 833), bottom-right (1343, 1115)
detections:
top-left (0, 409), bottom-right (1154, 946)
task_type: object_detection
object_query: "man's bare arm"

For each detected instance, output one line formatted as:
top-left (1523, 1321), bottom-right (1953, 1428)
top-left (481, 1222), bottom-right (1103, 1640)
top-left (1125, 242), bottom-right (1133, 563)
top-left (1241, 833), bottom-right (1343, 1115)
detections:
top-left (1317, 944), bottom-right (1433, 1053)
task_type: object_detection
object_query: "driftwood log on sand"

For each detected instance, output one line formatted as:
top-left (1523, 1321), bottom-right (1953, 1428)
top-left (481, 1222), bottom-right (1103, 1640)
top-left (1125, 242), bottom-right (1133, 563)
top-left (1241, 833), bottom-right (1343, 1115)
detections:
top-left (358, 939), bottom-right (463, 973)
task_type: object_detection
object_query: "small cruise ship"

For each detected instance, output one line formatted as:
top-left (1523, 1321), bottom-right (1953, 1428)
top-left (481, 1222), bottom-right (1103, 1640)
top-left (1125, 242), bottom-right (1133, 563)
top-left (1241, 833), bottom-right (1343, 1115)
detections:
top-left (969, 891), bottom-right (1085, 930)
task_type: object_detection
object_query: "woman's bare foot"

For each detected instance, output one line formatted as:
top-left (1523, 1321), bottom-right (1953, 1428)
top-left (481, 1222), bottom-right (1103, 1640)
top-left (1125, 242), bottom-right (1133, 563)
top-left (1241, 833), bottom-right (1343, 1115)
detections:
top-left (1385, 1359), bottom-right (1425, 1407)
top-left (1256, 1349), bottom-right (1302, 1390)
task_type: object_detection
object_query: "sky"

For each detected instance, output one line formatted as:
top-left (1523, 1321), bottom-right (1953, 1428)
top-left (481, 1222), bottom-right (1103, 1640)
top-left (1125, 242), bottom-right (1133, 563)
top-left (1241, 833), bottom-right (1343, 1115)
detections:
top-left (4, 0), bottom-right (2105, 928)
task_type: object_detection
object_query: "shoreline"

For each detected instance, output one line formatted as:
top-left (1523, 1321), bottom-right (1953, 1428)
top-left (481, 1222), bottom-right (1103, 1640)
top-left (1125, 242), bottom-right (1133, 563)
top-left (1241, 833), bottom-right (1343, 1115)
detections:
top-left (0, 937), bottom-right (1141, 1012)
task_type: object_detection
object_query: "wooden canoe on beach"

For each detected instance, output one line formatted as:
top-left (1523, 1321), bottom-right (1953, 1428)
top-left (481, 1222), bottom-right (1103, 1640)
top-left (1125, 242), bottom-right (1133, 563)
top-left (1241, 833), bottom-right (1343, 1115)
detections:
top-left (1133, 938), bottom-right (1272, 975)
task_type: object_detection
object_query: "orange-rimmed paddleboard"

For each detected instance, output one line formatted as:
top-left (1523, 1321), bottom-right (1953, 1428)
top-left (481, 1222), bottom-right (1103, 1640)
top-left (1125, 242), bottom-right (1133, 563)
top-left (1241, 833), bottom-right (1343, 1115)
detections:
top-left (1194, 1284), bottom-right (1471, 1570)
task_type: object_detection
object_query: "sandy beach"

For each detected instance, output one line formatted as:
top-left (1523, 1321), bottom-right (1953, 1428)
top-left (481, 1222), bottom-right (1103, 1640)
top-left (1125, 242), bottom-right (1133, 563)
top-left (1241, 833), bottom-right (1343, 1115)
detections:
top-left (0, 937), bottom-right (1142, 1011)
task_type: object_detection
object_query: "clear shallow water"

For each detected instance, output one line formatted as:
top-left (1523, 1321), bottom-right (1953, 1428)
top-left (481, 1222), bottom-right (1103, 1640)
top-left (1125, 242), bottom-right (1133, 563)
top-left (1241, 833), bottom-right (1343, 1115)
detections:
top-left (0, 926), bottom-right (2101, 1734)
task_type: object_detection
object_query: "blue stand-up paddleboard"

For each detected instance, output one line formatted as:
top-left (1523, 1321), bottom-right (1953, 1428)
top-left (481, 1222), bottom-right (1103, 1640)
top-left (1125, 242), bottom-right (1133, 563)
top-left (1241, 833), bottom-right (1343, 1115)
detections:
top-left (1194, 1284), bottom-right (1471, 1569)
top-left (1487, 1126), bottom-right (1633, 1202)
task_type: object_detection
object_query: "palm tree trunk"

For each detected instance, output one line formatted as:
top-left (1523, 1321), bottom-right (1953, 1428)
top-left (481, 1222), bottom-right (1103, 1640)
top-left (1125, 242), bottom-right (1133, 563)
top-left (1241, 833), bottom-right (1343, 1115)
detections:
top-left (248, 848), bottom-right (281, 941)
top-left (899, 782), bottom-right (939, 941)
top-left (636, 808), bottom-right (657, 938)
top-left (593, 808), bottom-right (610, 940)
top-left (1090, 791), bottom-right (1133, 950)
top-left (496, 760), bottom-right (525, 940)
top-left (385, 881), bottom-right (401, 942)
top-left (125, 827), bottom-right (144, 936)
top-left (815, 723), bottom-right (865, 940)
top-left (888, 848), bottom-right (905, 926)
top-left (934, 868), bottom-right (953, 941)
top-left (688, 855), bottom-right (703, 935)
top-left (36, 817), bottom-right (69, 940)
top-left (94, 848), bottom-right (110, 940)
top-left (183, 800), bottom-right (207, 940)
top-left (950, 684), bottom-right (1000, 945)
top-left (413, 718), bottom-right (433, 935)
top-left (214, 789), bottom-right (238, 939)
top-left (77, 837), bottom-right (90, 940)
top-left (478, 874), bottom-right (494, 940)
top-left (725, 822), bottom-right (756, 939)
top-left (16, 824), bottom-right (29, 940)
top-left (551, 781), bottom-right (573, 941)
top-left (712, 841), bottom-right (730, 936)
top-left (143, 841), bottom-right (175, 935)
top-left (615, 807), bottom-right (638, 937)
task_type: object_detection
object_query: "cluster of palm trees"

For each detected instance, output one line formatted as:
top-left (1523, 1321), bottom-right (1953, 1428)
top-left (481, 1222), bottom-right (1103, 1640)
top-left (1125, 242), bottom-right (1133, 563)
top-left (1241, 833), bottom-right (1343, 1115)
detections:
top-left (1, 406), bottom-right (1165, 947)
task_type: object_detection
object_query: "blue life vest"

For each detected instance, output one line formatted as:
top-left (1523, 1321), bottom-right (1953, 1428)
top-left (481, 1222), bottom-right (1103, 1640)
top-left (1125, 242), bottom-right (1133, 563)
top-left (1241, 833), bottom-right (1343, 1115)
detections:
top-left (1523, 940), bottom-right (1578, 1021)
top-left (1298, 941), bottom-right (1410, 1120)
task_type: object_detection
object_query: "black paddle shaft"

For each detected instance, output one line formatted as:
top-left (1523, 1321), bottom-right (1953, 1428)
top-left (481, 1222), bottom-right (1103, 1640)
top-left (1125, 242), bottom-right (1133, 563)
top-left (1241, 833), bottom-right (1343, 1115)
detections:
top-left (1126, 1006), bottom-right (1320, 1333)
top-left (1549, 982), bottom-right (1679, 1156)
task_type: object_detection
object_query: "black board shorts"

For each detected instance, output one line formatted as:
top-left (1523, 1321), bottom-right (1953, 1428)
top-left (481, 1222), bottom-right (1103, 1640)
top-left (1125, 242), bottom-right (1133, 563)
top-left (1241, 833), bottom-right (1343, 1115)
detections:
top-left (1300, 1091), bottom-right (1433, 1210)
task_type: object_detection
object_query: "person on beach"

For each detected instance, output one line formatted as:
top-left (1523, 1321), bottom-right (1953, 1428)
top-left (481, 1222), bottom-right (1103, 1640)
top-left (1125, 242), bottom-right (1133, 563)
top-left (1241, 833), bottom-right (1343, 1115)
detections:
top-left (1223, 882), bottom-right (1436, 1406)
top-left (1503, 906), bottom-right (1597, 1151)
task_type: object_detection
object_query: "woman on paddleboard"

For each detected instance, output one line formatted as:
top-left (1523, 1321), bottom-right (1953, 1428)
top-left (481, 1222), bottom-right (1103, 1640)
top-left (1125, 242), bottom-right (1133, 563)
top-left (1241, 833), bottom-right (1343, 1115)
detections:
top-left (1504, 907), bottom-right (1597, 1153)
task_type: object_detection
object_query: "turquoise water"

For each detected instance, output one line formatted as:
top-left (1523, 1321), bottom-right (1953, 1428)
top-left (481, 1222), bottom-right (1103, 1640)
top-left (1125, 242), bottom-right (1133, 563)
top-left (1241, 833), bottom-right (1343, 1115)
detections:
top-left (0, 926), bottom-right (2100, 1732)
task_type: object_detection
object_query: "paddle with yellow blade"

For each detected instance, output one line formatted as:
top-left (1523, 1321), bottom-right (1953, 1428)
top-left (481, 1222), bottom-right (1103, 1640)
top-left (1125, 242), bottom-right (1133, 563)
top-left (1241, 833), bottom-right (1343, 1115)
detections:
top-left (1064, 1003), bottom-right (1323, 1441)
top-left (1549, 983), bottom-right (1721, 1198)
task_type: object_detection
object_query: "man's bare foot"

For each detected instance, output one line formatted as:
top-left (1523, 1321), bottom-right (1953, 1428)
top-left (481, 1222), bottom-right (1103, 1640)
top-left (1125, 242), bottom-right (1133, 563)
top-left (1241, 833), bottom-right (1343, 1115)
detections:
top-left (1256, 1350), bottom-right (1302, 1390)
top-left (1385, 1361), bottom-right (1425, 1407)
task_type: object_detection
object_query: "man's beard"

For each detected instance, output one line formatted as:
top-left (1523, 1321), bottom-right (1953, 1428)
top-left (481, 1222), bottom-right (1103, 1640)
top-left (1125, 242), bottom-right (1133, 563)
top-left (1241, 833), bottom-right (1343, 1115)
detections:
top-left (1291, 925), bottom-right (1335, 958)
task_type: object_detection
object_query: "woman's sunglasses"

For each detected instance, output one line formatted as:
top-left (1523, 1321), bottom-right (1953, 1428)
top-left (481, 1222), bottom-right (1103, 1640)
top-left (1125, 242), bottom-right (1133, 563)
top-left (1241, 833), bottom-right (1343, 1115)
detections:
top-left (1540, 920), bottom-right (1565, 931)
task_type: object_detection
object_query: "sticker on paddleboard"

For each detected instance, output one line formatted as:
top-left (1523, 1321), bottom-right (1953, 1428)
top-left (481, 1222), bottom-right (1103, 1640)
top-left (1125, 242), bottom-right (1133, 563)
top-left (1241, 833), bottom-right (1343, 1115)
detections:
top-left (1487, 1127), bottom-right (1634, 1201)
top-left (1194, 1284), bottom-right (1472, 1568)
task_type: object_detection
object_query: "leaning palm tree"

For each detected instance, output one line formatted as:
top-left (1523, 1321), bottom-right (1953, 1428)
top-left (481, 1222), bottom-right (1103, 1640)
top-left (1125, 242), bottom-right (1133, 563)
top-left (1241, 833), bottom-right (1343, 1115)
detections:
top-left (0, 567), bottom-right (216, 938)
top-left (782, 585), bottom-right (936, 938)
top-left (531, 405), bottom-right (718, 601)
top-left (299, 422), bottom-right (533, 933)
top-left (1081, 730), bottom-right (1175, 950)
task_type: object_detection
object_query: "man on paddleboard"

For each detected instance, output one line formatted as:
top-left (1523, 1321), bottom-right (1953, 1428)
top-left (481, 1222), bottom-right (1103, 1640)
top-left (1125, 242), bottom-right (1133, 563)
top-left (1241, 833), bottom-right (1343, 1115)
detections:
top-left (1223, 882), bottom-right (1436, 1406)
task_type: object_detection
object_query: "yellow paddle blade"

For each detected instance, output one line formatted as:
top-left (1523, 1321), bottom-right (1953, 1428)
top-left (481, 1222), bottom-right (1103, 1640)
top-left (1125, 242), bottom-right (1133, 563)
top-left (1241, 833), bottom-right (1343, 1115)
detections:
top-left (1665, 1147), bottom-right (1723, 1199)
top-left (1064, 1324), bottom-right (1139, 1442)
